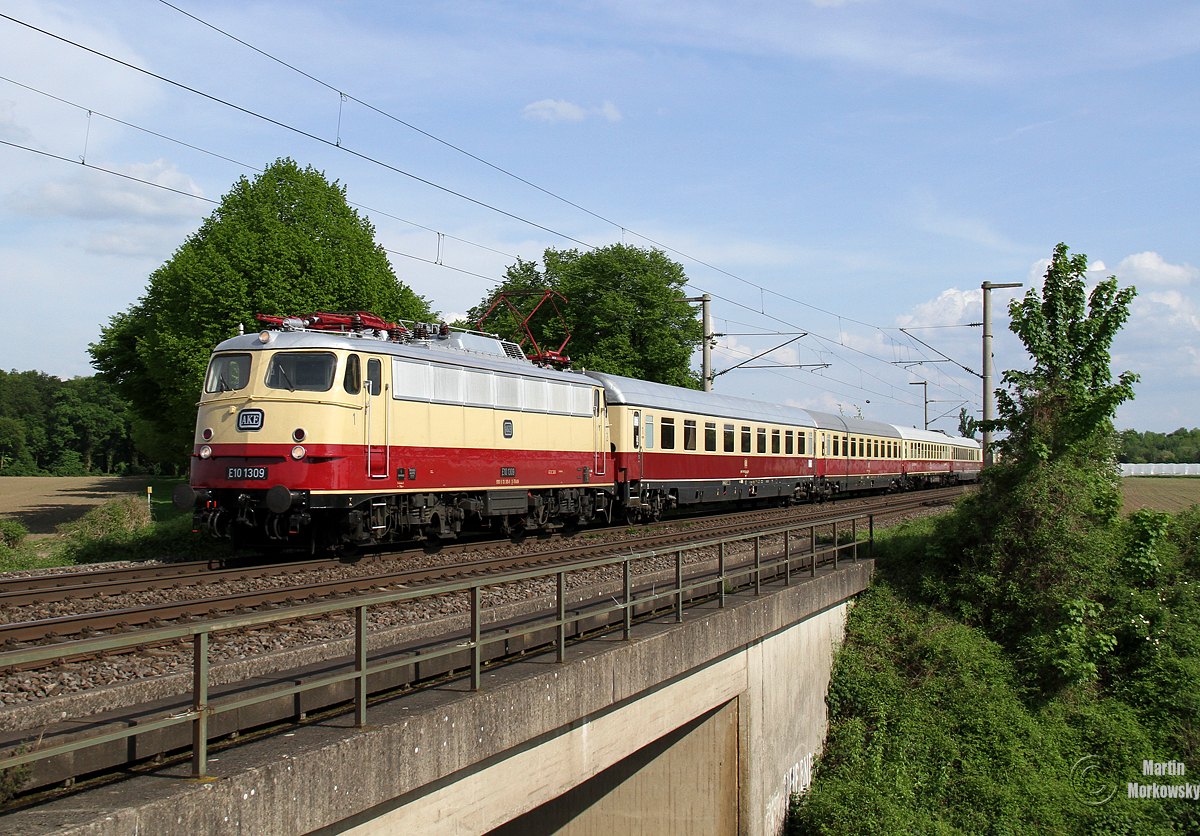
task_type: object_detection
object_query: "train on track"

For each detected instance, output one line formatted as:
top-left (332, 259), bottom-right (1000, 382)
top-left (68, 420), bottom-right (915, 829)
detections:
top-left (173, 312), bottom-right (981, 550)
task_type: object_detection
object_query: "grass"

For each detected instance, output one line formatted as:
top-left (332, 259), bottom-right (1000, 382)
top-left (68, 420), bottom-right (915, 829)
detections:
top-left (0, 479), bottom-right (234, 572)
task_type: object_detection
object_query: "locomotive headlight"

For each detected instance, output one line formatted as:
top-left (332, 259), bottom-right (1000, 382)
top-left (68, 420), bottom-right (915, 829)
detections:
top-left (290, 445), bottom-right (306, 460)
top-left (201, 428), bottom-right (213, 441)
top-left (292, 428), bottom-right (306, 442)
top-left (258, 330), bottom-right (274, 344)
top-left (199, 445), bottom-right (212, 459)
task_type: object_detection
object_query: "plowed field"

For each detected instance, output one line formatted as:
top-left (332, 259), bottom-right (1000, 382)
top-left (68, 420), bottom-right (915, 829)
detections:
top-left (0, 476), bottom-right (149, 534)
top-left (1121, 477), bottom-right (1200, 515)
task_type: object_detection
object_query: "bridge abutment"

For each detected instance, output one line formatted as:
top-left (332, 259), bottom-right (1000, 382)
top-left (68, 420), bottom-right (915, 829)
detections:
top-left (5, 561), bottom-right (871, 836)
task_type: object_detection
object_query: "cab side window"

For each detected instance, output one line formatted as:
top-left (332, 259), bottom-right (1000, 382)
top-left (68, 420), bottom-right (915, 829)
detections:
top-left (343, 354), bottom-right (361, 394)
top-left (366, 358), bottom-right (382, 395)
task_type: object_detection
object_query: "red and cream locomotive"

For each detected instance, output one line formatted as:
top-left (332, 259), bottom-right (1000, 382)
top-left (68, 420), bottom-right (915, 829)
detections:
top-left (173, 312), bottom-right (980, 549)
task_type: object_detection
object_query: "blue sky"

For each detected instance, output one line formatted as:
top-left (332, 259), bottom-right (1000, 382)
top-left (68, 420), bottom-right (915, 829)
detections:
top-left (1, 0), bottom-right (1197, 434)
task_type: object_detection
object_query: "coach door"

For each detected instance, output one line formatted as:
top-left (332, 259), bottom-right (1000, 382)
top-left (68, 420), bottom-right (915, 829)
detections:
top-left (632, 410), bottom-right (643, 480)
top-left (365, 357), bottom-right (389, 479)
top-left (592, 388), bottom-right (607, 477)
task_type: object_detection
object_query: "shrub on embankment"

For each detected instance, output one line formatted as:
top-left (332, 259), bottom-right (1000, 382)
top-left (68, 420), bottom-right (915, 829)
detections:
top-left (787, 508), bottom-right (1200, 836)
top-left (789, 244), bottom-right (1199, 833)
top-left (0, 489), bottom-right (234, 571)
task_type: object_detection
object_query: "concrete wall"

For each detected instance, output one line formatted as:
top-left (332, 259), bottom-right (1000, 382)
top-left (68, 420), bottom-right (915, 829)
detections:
top-left (480, 601), bottom-right (847, 836)
top-left (3, 561), bottom-right (869, 836)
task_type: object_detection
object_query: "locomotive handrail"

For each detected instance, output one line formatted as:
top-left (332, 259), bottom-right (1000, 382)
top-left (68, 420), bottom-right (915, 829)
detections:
top-left (0, 510), bottom-right (873, 784)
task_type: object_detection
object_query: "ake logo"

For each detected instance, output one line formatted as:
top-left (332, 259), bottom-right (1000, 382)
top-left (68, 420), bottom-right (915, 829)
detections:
top-left (237, 409), bottom-right (264, 432)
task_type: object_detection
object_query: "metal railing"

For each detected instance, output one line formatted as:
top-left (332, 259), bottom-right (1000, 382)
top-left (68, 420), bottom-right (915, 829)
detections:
top-left (0, 510), bottom-right (873, 782)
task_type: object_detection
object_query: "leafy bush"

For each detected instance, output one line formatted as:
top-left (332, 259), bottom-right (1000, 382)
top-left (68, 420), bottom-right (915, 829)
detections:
top-left (790, 249), bottom-right (1200, 833)
top-left (58, 496), bottom-right (151, 540)
top-left (55, 495), bottom-right (232, 564)
top-left (790, 512), bottom-right (1200, 836)
top-left (0, 517), bottom-right (29, 549)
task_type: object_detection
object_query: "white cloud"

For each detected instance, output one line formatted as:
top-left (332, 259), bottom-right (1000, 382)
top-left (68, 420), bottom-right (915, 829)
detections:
top-left (5, 159), bottom-right (205, 222)
top-left (1112, 252), bottom-right (1197, 287)
top-left (895, 287), bottom-right (983, 329)
top-left (522, 99), bottom-right (623, 123)
top-left (905, 190), bottom-right (1015, 251)
top-left (0, 100), bottom-right (35, 145)
top-left (523, 99), bottom-right (587, 122)
top-left (598, 100), bottom-right (623, 122)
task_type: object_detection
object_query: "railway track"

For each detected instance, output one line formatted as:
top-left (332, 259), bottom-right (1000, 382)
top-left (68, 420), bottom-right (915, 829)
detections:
top-left (0, 489), bottom-right (963, 801)
top-left (0, 487), bottom-right (963, 653)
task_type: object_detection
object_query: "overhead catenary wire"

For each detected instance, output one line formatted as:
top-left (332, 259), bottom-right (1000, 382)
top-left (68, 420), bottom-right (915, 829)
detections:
top-left (0, 10), bottom-right (597, 251)
top-left (4, 122), bottom-right (974, 418)
top-left (0, 73), bottom-right (522, 263)
top-left (0, 9), bottom-right (987, 417)
top-left (150, 0), bottom-right (892, 331)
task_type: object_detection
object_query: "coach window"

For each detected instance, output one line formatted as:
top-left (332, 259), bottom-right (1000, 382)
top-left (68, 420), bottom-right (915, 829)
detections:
top-left (771, 429), bottom-right (781, 454)
top-left (798, 431), bottom-right (806, 455)
top-left (645, 415), bottom-right (654, 449)
top-left (785, 430), bottom-right (794, 455)
top-left (832, 435), bottom-right (839, 456)
top-left (724, 424), bottom-right (735, 452)
top-left (632, 411), bottom-right (640, 448)
top-left (705, 422), bottom-right (717, 452)
top-left (757, 428), bottom-right (767, 454)
top-left (684, 419), bottom-right (698, 450)
top-left (741, 426), bottom-right (752, 453)
top-left (661, 417), bottom-right (675, 449)
top-left (850, 438), bottom-right (856, 457)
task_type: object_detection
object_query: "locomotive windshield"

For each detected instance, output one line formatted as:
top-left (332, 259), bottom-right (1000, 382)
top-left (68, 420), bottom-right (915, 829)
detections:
top-left (204, 353), bottom-right (252, 393)
top-left (265, 352), bottom-right (337, 392)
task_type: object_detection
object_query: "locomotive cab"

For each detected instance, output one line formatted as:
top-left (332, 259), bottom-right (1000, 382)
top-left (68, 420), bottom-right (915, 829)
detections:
top-left (179, 335), bottom-right (380, 546)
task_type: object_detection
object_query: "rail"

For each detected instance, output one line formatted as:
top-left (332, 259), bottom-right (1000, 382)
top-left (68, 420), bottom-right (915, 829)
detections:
top-left (0, 510), bottom-right (873, 783)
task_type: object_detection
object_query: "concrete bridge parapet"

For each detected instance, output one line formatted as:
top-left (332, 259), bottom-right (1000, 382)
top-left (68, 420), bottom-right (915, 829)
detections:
top-left (4, 560), bottom-right (872, 836)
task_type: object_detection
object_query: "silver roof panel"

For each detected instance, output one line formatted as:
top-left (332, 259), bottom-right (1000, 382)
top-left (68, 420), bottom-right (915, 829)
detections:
top-left (210, 331), bottom-right (591, 385)
top-left (585, 372), bottom-right (818, 428)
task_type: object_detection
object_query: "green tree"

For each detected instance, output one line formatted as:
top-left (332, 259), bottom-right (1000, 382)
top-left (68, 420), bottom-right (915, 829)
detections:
top-left (1118, 426), bottom-right (1200, 463)
top-left (922, 244), bottom-right (1138, 684)
top-left (90, 158), bottom-right (431, 465)
top-left (992, 242), bottom-right (1138, 470)
top-left (0, 416), bottom-right (25, 473)
top-left (0, 369), bottom-right (61, 471)
top-left (467, 244), bottom-right (703, 387)
top-left (957, 407), bottom-right (978, 440)
top-left (52, 377), bottom-right (130, 473)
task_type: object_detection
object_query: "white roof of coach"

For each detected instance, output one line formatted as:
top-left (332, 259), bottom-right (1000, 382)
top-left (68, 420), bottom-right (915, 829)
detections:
top-left (586, 371), bottom-right (818, 428)
top-left (805, 410), bottom-right (903, 439)
top-left (893, 425), bottom-right (981, 448)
